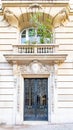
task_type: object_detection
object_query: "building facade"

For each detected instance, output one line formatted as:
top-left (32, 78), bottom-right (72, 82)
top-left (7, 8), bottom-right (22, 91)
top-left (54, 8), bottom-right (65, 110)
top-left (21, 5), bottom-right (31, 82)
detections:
top-left (0, 0), bottom-right (73, 125)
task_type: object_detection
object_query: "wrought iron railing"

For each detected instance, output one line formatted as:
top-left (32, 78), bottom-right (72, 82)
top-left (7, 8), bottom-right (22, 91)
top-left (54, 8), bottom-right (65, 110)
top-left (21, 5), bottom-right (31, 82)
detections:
top-left (13, 44), bottom-right (59, 54)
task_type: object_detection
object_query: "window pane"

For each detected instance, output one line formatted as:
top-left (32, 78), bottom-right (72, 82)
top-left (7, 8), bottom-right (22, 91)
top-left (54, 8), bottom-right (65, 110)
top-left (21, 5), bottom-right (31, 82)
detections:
top-left (21, 30), bottom-right (26, 43)
top-left (28, 28), bottom-right (35, 43)
top-left (36, 36), bottom-right (40, 43)
top-left (29, 29), bottom-right (35, 37)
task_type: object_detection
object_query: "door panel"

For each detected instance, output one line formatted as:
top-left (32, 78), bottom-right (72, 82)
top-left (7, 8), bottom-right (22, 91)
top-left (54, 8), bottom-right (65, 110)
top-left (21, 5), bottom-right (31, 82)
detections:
top-left (24, 78), bottom-right (48, 121)
top-left (24, 79), bottom-right (35, 120)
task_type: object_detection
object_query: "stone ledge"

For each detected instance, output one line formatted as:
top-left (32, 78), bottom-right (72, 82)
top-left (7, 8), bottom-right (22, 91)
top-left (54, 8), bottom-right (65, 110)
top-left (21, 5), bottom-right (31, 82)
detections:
top-left (4, 53), bottom-right (67, 65)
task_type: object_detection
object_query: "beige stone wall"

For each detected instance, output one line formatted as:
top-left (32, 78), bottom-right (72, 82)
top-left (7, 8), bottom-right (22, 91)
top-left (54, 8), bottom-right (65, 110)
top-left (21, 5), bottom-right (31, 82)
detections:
top-left (54, 10), bottom-right (73, 122)
top-left (0, 16), bottom-right (18, 124)
top-left (0, 0), bottom-right (73, 124)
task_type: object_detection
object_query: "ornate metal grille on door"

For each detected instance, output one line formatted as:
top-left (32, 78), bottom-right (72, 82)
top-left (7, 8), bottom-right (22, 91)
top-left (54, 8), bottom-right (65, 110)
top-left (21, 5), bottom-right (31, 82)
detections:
top-left (24, 78), bottom-right (48, 120)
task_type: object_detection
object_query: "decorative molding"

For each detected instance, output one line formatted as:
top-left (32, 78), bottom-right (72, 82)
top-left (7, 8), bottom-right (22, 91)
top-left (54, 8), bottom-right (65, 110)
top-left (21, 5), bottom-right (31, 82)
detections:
top-left (50, 66), bottom-right (55, 113)
top-left (19, 60), bottom-right (51, 75)
top-left (4, 53), bottom-right (67, 65)
top-left (52, 8), bottom-right (69, 28)
top-left (2, 5), bottom-right (70, 30)
top-left (13, 64), bottom-right (19, 76)
top-left (4, 8), bottom-right (19, 28)
top-left (53, 64), bottom-right (58, 113)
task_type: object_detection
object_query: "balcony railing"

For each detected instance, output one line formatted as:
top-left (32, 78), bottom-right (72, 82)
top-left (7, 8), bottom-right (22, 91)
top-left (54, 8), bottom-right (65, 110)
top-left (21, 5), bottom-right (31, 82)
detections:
top-left (13, 44), bottom-right (59, 54)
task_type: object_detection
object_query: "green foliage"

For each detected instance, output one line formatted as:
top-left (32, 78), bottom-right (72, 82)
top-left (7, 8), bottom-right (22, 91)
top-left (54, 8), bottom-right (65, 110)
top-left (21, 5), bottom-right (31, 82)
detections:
top-left (29, 29), bottom-right (35, 36)
top-left (30, 12), bottom-right (42, 27)
top-left (30, 13), bottom-right (53, 43)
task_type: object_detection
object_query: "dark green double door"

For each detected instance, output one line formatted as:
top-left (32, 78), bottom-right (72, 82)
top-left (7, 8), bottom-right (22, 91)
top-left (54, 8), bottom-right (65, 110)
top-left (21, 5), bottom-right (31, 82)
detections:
top-left (24, 78), bottom-right (48, 121)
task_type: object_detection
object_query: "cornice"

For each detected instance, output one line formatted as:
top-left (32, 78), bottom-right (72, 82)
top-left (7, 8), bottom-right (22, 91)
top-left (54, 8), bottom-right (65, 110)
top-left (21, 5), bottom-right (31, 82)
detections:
top-left (4, 53), bottom-right (67, 65)
top-left (2, 3), bottom-right (69, 8)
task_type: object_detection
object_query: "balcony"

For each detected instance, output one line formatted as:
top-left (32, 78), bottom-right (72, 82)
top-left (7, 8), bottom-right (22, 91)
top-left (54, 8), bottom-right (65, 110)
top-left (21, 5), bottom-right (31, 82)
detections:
top-left (2, 0), bottom-right (68, 65)
top-left (13, 44), bottom-right (58, 54)
top-left (4, 44), bottom-right (67, 65)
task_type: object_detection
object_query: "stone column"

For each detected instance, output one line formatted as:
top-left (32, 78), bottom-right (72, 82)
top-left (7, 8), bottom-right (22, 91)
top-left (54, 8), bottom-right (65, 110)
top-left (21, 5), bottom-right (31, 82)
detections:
top-left (54, 64), bottom-right (58, 113)
top-left (13, 63), bottom-right (21, 124)
top-left (50, 64), bottom-right (58, 122)
top-left (50, 66), bottom-right (54, 114)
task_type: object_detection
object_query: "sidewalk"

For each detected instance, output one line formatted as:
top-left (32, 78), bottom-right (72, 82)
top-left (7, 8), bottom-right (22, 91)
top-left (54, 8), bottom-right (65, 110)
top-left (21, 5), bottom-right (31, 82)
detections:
top-left (0, 123), bottom-right (73, 130)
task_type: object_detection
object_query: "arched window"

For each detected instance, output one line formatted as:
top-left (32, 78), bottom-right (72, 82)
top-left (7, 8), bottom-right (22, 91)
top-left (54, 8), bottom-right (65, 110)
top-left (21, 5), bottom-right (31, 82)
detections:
top-left (21, 28), bottom-right (38, 44)
top-left (21, 27), bottom-right (53, 44)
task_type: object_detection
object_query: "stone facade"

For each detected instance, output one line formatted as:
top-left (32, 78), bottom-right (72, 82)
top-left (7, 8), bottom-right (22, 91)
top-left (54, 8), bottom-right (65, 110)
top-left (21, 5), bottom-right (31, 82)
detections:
top-left (0, 0), bottom-right (73, 125)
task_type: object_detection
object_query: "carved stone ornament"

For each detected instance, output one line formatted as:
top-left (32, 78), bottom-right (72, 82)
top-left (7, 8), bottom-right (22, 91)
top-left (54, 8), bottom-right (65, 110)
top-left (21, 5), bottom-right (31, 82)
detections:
top-left (52, 8), bottom-right (69, 28)
top-left (19, 61), bottom-right (51, 75)
top-left (3, 6), bottom-right (69, 30)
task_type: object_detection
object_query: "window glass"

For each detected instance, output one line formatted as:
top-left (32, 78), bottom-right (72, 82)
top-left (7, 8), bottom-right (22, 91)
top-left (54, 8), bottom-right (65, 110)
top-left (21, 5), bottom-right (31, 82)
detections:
top-left (21, 30), bottom-right (26, 43)
top-left (28, 28), bottom-right (36, 43)
top-left (37, 31), bottom-right (41, 44)
top-left (21, 28), bottom-right (53, 44)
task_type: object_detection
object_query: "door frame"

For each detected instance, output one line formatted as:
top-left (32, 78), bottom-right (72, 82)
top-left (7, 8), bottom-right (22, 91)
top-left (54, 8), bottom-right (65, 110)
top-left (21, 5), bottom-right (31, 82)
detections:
top-left (13, 62), bottom-right (58, 124)
top-left (20, 75), bottom-right (51, 124)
